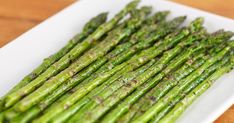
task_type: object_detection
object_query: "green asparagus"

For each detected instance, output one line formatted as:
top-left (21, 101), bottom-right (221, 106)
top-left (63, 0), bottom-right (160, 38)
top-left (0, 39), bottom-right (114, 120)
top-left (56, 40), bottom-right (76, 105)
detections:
top-left (108, 53), bottom-right (207, 123)
top-left (131, 39), bottom-right (232, 123)
top-left (8, 11), bottom-right (167, 121)
top-left (1, 1), bottom-right (234, 123)
top-left (67, 18), bottom-right (204, 122)
top-left (12, 5), bottom-right (151, 113)
top-left (77, 28), bottom-right (234, 123)
top-left (72, 30), bottom-right (208, 123)
top-left (101, 18), bottom-right (207, 123)
top-left (6, 39), bottom-right (131, 121)
top-left (4, 0), bottom-right (140, 108)
top-left (46, 16), bottom-right (187, 123)
top-left (133, 41), bottom-right (232, 123)
top-left (39, 11), bottom-right (170, 123)
top-left (158, 55), bottom-right (234, 123)
top-left (151, 55), bottom-right (230, 123)
top-left (14, 7), bottom-right (148, 123)
top-left (116, 56), bottom-right (206, 123)
top-left (0, 12), bottom-right (107, 111)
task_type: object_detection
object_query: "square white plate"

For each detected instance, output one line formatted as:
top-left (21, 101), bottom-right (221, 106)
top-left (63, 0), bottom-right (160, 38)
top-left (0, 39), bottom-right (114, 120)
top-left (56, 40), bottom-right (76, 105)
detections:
top-left (0, 0), bottom-right (233, 122)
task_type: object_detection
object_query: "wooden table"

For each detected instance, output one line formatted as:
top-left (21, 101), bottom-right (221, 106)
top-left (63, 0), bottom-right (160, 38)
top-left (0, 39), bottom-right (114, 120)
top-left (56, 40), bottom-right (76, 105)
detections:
top-left (0, 0), bottom-right (233, 122)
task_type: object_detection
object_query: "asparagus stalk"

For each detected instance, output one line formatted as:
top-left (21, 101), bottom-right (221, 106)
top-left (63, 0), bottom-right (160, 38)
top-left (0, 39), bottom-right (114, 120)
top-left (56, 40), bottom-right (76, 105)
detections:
top-left (36, 11), bottom-right (170, 123)
top-left (37, 59), bottom-right (156, 123)
top-left (8, 42), bottom-right (136, 123)
top-left (73, 31), bottom-right (208, 123)
top-left (13, 5), bottom-right (151, 113)
top-left (14, 59), bottom-right (155, 123)
top-left (17, 7), bottom-right (148, 123)
top-left (129, 51), bottom-right (222, 122)
top-left (55, 58), bottom-right (156, 123)
top-left (8, 12), bottom-right (167, 121)
top-left (108, 53), bottom-right (207, 123)
top-left (151, 55), bottom-right (230, 123)
top-left (5, 39), bottom-right (133, 121)
top-left (116, 56), bottom-right (206, 123)
top-left (130, 39), bottom-right (232, 123)
top-left (0, 12), bottom-right (107, 108)
top-left (67, 18), bottom-right (203, 122)
top-left (129, 58), bottom-right (207, 122)
top-left (66, 59), bottom-right (159, 123)
top-left (32, 16), bottom-right (186, 123)
top-left (70, 29), bottom-right (205, 121)
top-left (49, 17), bottom-right (187, 123)
top-left (77, 29), bottom-right (233, 123)
top-left (4, 0), bottom-right (140, 108)
top-left (158, 55), bottom-right (234, 123)
top-left (69, 11), bottom-right (170, 91)
top-left (133, 40), bottom-right (232, 123)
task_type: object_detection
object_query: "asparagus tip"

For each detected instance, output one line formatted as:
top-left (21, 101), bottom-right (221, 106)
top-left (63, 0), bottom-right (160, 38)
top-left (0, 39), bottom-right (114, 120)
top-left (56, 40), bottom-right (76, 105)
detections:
top-left (140, 6), bottom-right (153, 15)
top-left (195, 17), bottom-right (205, 24)
top-left (99, 12), bottom-right (109, 19)
top-left (126, 0), bottom-right (141, 9)
top-left (211, 30), bottom-right (234, 42)
top-left (160, 10), bottom-right (171, 16)
top-left (174, 15), bottom-right (187, 23)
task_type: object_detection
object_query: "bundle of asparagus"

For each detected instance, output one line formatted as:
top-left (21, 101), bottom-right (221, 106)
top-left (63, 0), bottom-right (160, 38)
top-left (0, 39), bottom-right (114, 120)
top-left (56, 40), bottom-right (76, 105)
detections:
top-left (0, 0), bottom-right (234, 123)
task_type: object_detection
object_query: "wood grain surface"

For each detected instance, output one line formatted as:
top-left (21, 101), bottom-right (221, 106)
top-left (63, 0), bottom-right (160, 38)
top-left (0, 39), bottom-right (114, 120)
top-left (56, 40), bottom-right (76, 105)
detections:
top-left (0, 0), bottom-right (233, 122)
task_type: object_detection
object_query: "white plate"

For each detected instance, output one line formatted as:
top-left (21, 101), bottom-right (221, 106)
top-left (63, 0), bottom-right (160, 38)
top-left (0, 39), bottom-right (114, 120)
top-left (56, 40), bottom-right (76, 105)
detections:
top-left (0, 0), bottom-right (234, 122)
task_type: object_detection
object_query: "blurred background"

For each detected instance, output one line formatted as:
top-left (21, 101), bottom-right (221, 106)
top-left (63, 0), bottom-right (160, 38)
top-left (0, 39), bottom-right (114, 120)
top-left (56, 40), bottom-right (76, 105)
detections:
top-left (0, 0), bottom-right (233, 122)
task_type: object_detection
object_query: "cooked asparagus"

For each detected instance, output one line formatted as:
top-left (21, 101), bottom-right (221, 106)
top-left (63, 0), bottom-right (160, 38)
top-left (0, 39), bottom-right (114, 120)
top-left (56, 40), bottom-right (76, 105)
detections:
top-left (39, 16), bottom-right (186, 123)
top-left (158, 54), bottom-right (234, 123)
top-left (151, 54), bottom-right (230, 123)
top-left (4, 0), bottom-right (140, 108)
top-left (1, 1), bottom-right (234, 123)
top-left (133, 40), bottom-right (232, 123)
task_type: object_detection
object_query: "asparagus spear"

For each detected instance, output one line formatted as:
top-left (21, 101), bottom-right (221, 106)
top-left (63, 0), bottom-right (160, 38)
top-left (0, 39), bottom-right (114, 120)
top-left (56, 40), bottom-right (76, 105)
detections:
top-left (8, 42), bottom-right (138, 122)
top-left (71, 34), bottom-right (201, 123)
top-left (12, 7), bottom-right (146, 122)
top-left (0, 12), bottom-right (108, 110)
top-left (64, 11), bottom-right (169, 95)
top-left (13, 5), bottom-right (151, 113)
top-left (47, 17), bottom-right (187, 123)
top-left (7, 16), bottom-right (149, 122)
top-left (31, 15), bottom-right (186, 123)
top-left (64, 29), bottom-right (188, 122)
top-left (130, 39), bottom-right (232, 123)
top-left (36, 59), bottom-right (156, 123)
top-left (107, 52), bottom-right (207, 123)
top-left (149, 43), bottom-right (228, 123)
top-left (77, 29), bottom-right (233, 123)
top-left (133, 40), bottom-right (232, 123)
top-left (4, 0), bottom-right (140, 108)
top-left (101, 19), bottom-right (207, 122)
top-left (66, 59), bottom-right (161, 123)
top-left (129, 52), bottom-right (221, 122)
top-left (5, 39), bottom-right (132, 121)
top-left (151, 55), bottom-right (230, 123)
top-left (116, 56), bottom-right (206, 123)
top-left (66, 18), bottom-right (203, 122)
top-left (158, 55), bottom-right (234, 123)
top-left (8, 12), bottom-right (167, 121)
top-left (33, 11), bottom-right (169, 123)
top-left (75, 29), bottom-right (210, 123)
top-left (10, 13), bottom-right (107, 93)
top-left (129, 58), bottom-right (208, 122)
top-left (5, 39), bottom-right (134, 120)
